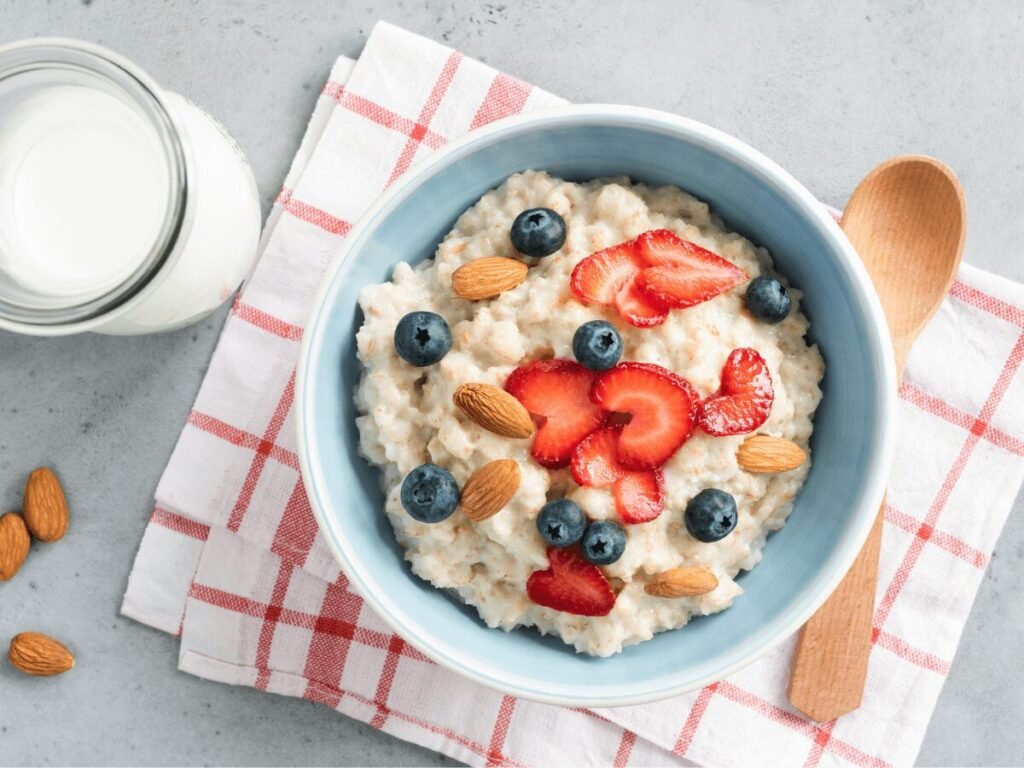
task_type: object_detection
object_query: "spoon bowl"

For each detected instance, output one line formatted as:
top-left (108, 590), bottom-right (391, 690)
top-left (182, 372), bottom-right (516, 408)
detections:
top-left (841, 156), bottom-right (968, 369)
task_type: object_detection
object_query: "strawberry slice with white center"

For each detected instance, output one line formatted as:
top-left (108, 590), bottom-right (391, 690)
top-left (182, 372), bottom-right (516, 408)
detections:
top-left (505, 360), bottom-right (607, 469)
top-left (633, 229), bottom-right (747, 309)
top-left (571, 425), bottom-right (621, 486)
top-left (614, 273), bottom-right (669, 327)
top-left (571, 426), bottom-right (665, 524)
top-left (570, 240), bottom-right (668, 327)
top-left (526, 546), bottom-right (616, 616)
top-left (589, 362), bottom-right (699, 470)
top-left (570, 241), bottom-right (643, 305)
top-left (614, 471), bottom-right (665, 524)
top-left (698, 347), bottom-right (774, 436)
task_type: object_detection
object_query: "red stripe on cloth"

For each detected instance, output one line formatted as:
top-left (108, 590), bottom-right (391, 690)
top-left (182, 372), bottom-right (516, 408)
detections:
top-left (226, 371), bottom-right (297, 533)
top-left (875, 332), bottom-right (1024, 629)
top-left (305, 619), bottom-right (428, 662)
top-left (570, 706), bottom-right (614, 725)
top-left (569, 708), bottom-right (642, 765)
top-left (150, 507), bottom-right (210, 541)
top-left (303, 577), bottom-right (364, 690)
top-left (873, 629), bottom-right (951, 675)
top-left (386, 52), bottom-right (462, 186)
top-left (301, 680), bottom-right (525, 768)
top-left (613, 730), bottom-right (638, 768)
top-left (189, 583), bottom-right (264, 616)
top-left (884, 503), bottom-right (989, 569)
top-left (304, 678), bottom-right (343, 708)
top-left (334, 91), bottom-right (448, 149)
top-left (900, 381), bottom-right (1024, 457)
top-left (254, 562), bottom-right (295, 691)
top-left (801, 720), bottom-right (836, 768)
top-left (369, 635), bottom-right (406, 728)
top-left (333, 568), bottom-right (350, 590)
top-left (485, 696), bottom-right (516, 767)
top-left (321, 80), bottom-right (345, 100)
top-left (715, 683), bottom-right (892, 768)
top-left (231, 298), bottom-right (304, 342)
top-left (188, 582), bottom-right (431, 662)
top-left (187, 411), bottom-right (299, 471)
top-left (716, 681), bottom-right (818, 734)
top-left (950, 279), bottom-right (1024, 328)
top-left (270, 480), bottom-right (320, 566)
top-left (672, 682), bottom-right (718, 756)
top-left (922, 527), bottom-right (990, 570)
top-left (276, 187), bottom-right (353, 236)
top-left (469, 73), bottom-right (532, 130)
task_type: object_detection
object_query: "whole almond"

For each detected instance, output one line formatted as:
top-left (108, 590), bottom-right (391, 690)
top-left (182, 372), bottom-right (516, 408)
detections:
top-left (452, 256), bottom-right (528, 300)
top-left (645, 567), bottom-right (719, 598)
top-left (8, 632), bottom-right (75, 676)
top-left (0, 513), bottom-right (31, 581)
top-left (461, 460), bottom-right (520, 522)
top-left (736, 435), bottom-right (806, 474)
top-left (454, 383), bottom-right (535, 439)
top-left (23, 467), bottom-right (68, 542)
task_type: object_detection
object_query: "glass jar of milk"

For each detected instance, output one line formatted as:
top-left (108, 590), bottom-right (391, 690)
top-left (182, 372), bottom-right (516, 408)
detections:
top-left (0, 39), bottom-right (261, 335)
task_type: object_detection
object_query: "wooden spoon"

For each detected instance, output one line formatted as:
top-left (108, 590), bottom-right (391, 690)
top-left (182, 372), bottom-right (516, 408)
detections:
top-left (788, 156), bottom-right (967, 722)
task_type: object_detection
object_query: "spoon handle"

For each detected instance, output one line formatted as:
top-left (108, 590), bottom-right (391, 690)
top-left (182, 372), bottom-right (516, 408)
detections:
top-left (787, 155), bottom-right (965, 723)
top-left (788, 506), bottom-right (884, 721)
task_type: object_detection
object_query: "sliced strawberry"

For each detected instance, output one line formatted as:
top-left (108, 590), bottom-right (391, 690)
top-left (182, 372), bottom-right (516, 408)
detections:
top-left (634, 228), bottom-right (717, 266)
top-left (526, 546), bottom-right (616, 616)
top-left (570, 241), bottom-right (644, 306)
top-left (635, 263), bottom-right (745, 310)
top-left (589, 363), bottom-right (699, 470)
top-left (633, 229), bottom-right (746, 309)
top-left (571, 426), bottom-right (665, 524)
top-left (614, 273), bottom-right (669, 328)
top-left (569, 238), bottom-right (669, 328)
top-left (570, 426), bottom-right (620, 486)
top-left (614, 470), bottom-right (665, 524)
top-left (698, 347), bottom-right (774, 436)
top-left (505, 360), bottom-right (607, 469)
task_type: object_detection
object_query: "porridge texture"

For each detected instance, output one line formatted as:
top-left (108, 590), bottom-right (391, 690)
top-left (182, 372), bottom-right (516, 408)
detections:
top-left (354, 171), bottom-right (824, 656)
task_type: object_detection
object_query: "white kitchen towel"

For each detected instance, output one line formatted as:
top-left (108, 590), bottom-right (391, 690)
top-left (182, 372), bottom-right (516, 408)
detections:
top-left (122, 20), bottom-right (1024, 768)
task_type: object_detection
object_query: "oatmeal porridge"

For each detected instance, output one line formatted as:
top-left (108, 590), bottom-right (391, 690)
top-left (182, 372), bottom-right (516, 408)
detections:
top-left (354, 170), bottom-right (824, 657)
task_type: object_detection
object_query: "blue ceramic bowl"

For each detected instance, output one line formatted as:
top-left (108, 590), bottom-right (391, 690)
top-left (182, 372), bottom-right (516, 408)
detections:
top-left (296, 105), bottom-right (896, 706)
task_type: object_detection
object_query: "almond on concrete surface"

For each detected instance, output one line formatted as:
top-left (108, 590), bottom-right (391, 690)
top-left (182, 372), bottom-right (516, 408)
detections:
top-left (0, 513), bottom-right (31, 581)
top-left (644, 567), bottom-right (719, 597)
top-left (453, 383), bottom-right (535, 439)
top-left (736, 435), bottom-right (806, 474)
top-left (461, 459), bottom-right (520, 522)
top-left (451, 256), bottom-right (529, 300)
top-left (23, 467), bottom-right (68, 542)
top-left (8, 632), bottom-right (75, 676)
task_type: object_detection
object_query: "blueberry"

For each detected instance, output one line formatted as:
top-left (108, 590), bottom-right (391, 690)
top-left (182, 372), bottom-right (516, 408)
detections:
top-left (537, 499), bottom-right (587, 548)
top-left (581, 520), bottom-right (627, 566)
top-left (684, 489), bottom-right (738, 542)
top-left (510, 207), bottom-right (567, 257)
top-left (745, 275), bottom-right (792, 324)
top-left (572, 320), bottom-right (623, 371)
top-left (400, 463), bottom-right (460, 523)
top-left (394, 311), bottom-right (452, 366)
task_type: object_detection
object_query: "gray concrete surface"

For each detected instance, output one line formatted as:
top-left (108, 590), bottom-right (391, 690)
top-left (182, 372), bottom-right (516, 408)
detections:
top-left (1, 1), bottom-right (1021, 765)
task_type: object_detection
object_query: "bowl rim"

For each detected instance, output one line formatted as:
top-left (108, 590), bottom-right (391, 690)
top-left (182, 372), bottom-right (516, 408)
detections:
top-left (296, 103), bottom-right (897, 707)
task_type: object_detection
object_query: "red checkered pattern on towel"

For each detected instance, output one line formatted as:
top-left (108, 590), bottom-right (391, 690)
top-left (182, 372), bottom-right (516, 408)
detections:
top-left (122, 20), bottom-right (1024, 768)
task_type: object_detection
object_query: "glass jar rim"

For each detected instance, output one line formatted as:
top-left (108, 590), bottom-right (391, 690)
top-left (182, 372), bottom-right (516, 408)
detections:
top-left (0, 37), bottom-right (189, 327)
